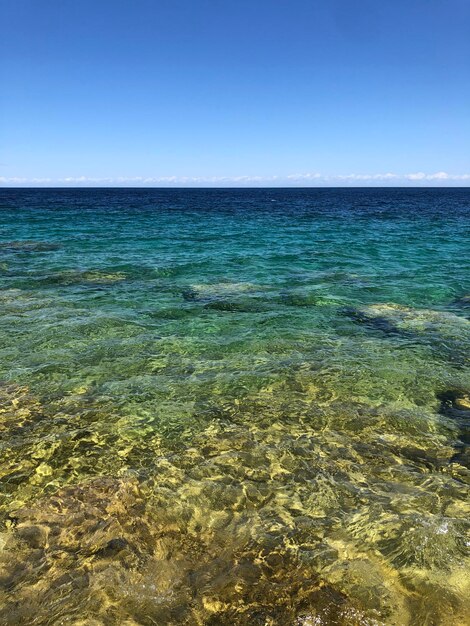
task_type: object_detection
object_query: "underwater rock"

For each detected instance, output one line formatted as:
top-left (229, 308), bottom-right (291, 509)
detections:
top-left (0, 240), bottom-right (60, 252)
top-left (438, 390), bottom-right (470, 424)
top-left (204, 299), bottom-right (269, 313)
top-left (45, 269), bottom-right (128, 286)
top-left (345, 303), bottom-right (469, 335)
top-left (181, 281), bottom-right (271, 313)
top-left (453, 294), bottom-right (470, 309)
top-left (80, 270), bottom-right (127, 284)
top-left (0, 289), bottom-right (56, 313)
top-left (345, 302), bottom-right (470, 364)
top-left (182, 281), bottom-right (259, 302)
top-left (0, 289), bottom-right (23, 303)
top-left (438, 390), bottom-right (470, 468)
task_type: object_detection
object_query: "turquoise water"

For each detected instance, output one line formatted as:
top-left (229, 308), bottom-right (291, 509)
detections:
top-left (0, 188), bottom-right (469, 625)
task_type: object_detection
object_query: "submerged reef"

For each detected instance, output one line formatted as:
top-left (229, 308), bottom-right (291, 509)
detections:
top-left (0, 240), bottom-right (60, 252)
top-left (345, 303), bottom-right (470, 365)
top-left (437, 390), bottom-right (470, 469)
top-left (344, 303), bottom-right (469, 338)
top-left (453, 293), bottom-right (470, 312)
top-left (38, 269), bottom-right (128, 287)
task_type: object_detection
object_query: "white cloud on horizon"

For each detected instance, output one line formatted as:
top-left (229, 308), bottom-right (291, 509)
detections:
top-left (1, 172), bottom-right (470, 186)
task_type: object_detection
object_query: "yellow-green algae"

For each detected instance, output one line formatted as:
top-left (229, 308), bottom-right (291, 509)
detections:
top-left (0, 379), bottom-right (469, 625)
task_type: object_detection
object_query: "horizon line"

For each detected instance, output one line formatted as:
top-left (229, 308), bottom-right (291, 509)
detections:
top-left (2, 185), bottom-right (470, 190)
top-left (1, 170), bottom-right (470, 188)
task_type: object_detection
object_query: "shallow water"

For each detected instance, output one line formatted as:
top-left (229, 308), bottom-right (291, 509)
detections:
top-left (0, 188), bottom-right (469, 625)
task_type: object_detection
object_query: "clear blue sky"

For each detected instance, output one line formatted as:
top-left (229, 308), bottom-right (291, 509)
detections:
top-left (1, 0), bottom-right (469, 186)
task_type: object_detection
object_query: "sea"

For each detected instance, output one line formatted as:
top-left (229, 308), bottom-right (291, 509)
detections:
top-left (0, 188), bottom-right (469, 625)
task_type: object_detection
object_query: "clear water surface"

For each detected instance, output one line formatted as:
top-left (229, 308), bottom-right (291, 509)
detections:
top-left (0, 188), bottom-right (469, 625)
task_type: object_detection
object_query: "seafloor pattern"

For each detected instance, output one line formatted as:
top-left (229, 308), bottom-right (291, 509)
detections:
top-left (0, 188), bottom-right (469, 625)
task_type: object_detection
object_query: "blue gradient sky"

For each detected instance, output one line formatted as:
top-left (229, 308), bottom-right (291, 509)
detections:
top-left (1, 0), bottom-right (470, 186)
